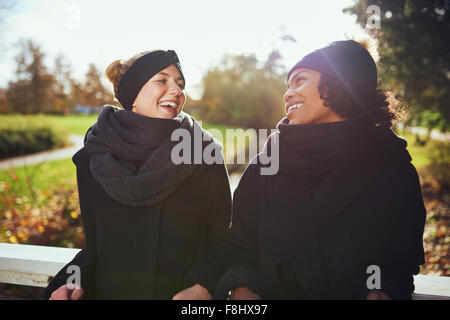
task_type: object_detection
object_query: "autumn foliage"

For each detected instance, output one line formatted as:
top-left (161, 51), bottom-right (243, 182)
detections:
top-left (0, 166), bottom-right (84, 248)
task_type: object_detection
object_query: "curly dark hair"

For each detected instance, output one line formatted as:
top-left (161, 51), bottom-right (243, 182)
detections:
top-left (317, 72), bottom-right (402, 129)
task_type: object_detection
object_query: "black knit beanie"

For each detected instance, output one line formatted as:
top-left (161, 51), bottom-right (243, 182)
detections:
top-left (117, 50), bottom-right (185, 110)
top-left (287, 40), bottom-right (378, 91)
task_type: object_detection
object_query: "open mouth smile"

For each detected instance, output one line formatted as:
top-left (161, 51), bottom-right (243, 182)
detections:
top-left (286, 103), bottom-right (304, 115)
top-left (158, 100), bottom-right (178, 113)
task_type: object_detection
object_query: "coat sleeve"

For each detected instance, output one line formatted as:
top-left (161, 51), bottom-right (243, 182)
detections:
top-left (43, 162), bottom-right (97, 299)
top-left (363, 163), bottom-right (426, 300)
top-left (183, 163), bottom-right (233, 295)
top-left (214, 163), bottom-right (262, 299)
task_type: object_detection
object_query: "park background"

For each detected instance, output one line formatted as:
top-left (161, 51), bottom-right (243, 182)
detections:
top-left (0, 0), bottom-right (448, 298)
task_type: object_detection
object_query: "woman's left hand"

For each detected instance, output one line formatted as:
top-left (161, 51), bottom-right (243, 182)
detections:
top-left (172, 284), bottom-right (212, 300)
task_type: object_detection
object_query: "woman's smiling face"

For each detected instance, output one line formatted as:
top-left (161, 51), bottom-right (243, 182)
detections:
top-left (132, 64), bottom-right (185, 119)
top-left (283, 68), bottom-right (345, 125)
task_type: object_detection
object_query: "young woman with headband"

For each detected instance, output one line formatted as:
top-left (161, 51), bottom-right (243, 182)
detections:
top-left (45, 50), bottom-right (231, 300)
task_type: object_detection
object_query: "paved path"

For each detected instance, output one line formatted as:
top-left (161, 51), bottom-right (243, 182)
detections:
top-left (0, 135), bottom-right (84, 170)
top-left (406, 127), bottom-right (450, 141)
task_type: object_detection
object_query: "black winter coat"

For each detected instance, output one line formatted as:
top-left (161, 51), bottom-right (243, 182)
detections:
top-left (221, 123), bottom-right (426, 300)
top-left (44, 147), bottom-right (232, 299)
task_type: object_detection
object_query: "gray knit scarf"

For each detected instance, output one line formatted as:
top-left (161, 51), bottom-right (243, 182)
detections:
top-left (85, 105), bottom-right (222, 206)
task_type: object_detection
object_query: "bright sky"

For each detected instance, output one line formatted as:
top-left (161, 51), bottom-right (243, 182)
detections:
top-left (0, 0), bottom-right (369, 99)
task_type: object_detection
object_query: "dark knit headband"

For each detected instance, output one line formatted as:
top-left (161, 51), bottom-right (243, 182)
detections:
top-left (117, 50), bottom-right (185, 110)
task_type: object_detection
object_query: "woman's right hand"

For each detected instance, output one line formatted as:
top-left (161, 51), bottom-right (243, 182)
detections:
top-left (49, 284), bottom-right (84, 300)
top-left (231, 287), bottom-right (261, 300)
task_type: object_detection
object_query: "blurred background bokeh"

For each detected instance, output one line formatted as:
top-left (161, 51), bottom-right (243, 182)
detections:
top-left (0, 0), bottom-right (448, 299)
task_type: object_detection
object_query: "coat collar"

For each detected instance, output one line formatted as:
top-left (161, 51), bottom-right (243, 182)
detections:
top-left (313, 164), bottom-right (382, 228)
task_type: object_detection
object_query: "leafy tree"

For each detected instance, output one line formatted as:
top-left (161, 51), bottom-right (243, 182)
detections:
top-left (3, 38), bottom-right (112, 114)
top-left (188, 52), bottom-right (286, 129)
top-left (7, 39), bottom-right (56, 114)
top-left (52, 53), bottom-right (74, 114)
top-left (344, 0), bottom-right (450, 131)
top-left (78, 63), bottom-right (114, 108)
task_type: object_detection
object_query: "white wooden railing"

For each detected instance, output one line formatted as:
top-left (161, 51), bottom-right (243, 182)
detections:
top-left (0, 243), bottom-right (449, 299)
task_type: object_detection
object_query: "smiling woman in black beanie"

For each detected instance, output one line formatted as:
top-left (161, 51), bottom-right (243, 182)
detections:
top-left (217, 40), bottom-right (426, 300)
top-left (44, 50), bottom-right (232, 300)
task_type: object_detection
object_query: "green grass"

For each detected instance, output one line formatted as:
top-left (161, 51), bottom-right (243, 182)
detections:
top-left (395, 130), bottom-right (433, 169)
top-left (0, 158), bottom-right (76, 206)
top-left (0, 114), bottom-right (97, 136)
top-left (45, 115), bottom-right (98, 136)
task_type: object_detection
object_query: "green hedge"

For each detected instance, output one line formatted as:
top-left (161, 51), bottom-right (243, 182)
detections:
top-left (0, 115), bottom-right (71, 159)
top-left (428, 140), bottom-right (450, 191)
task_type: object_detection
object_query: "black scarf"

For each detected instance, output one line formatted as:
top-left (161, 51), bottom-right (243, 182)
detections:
top-left (262, 116), bottom-right (411, 189)
top-left (85, 105), bottom-right (222, 206)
